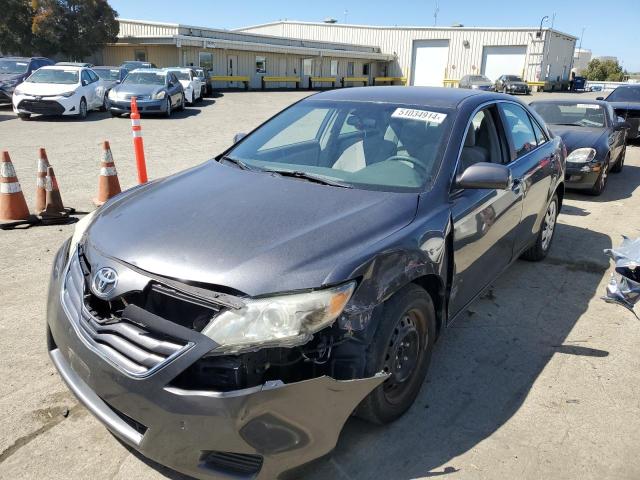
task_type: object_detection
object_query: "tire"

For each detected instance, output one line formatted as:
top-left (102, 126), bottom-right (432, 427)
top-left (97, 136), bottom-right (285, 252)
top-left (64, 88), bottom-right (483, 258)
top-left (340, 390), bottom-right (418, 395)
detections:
top-left (164, 97), bottom-right (172, 117)
top-left (110, 111), bottom-right (120, 118)
top-left (177, 93), bottom-right (185, 112)
top-left (100, 93), bottom-right (108, 112)
top-left (355, 284), bottom-right (436, 425)
top-left (588, 158), bottom-right (609, 196)
top-left (610, 146), bottom-right (625, 173)
top-left (521, 194), bottom-right (559, 261)
top-left (503, 87), bottom-right (508, 94)
top-left (17, 113), bottom-right (31, 120)
top-left (77, 98), bottom-right (87, 119)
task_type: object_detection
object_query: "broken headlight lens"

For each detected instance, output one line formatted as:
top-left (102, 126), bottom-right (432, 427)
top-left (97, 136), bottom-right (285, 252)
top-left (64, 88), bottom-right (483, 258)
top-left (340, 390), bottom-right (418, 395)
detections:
top-left (68, 210), bottom-right (97, 259)
top-left (201, 281), bottom-right (356, 354)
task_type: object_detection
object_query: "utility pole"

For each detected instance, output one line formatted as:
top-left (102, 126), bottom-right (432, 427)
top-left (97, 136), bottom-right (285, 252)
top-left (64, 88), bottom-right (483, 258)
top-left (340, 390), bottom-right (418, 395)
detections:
top-left (344, 9), bottom-right (348, 23)
top-left (433, 0), bottom-right (439, 26)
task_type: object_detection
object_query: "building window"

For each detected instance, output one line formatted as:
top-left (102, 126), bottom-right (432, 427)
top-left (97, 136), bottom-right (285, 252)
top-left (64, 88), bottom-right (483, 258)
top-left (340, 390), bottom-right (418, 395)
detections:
top-left (303, 58), bottom-right (313, 76)
top-left (134, 50), bottom-right (146, 61)
top-left (363, 63), bottom-right (370, 75)
top-left (330, 60), bottom-right (338, 76)
top-left (256, 56), bottom-right (266, 74)
top-left (199, 52), bottom-right (213, 73)
top-left (347, 62), bottom-right (354, 76)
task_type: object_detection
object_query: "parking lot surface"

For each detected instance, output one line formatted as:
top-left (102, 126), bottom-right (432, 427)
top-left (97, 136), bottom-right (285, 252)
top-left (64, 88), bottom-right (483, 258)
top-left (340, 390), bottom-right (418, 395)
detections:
top-left (1, 90), bottom-right (640, 480)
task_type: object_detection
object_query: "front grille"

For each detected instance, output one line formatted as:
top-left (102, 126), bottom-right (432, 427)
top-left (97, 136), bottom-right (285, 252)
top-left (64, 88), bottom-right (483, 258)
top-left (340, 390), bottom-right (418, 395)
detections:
top-left (199, 451), bottom-right (263, 476)
top-left (17, 99), bottom-right (65, 115)
top-left (61, 253), bottom-right (193, 376)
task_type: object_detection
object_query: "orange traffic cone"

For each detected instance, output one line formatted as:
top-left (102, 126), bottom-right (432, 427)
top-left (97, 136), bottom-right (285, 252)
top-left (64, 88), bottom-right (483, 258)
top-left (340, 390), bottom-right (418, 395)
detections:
top-left (93, 141), bottom-right (121, 206)
top-left (35, 147), bottom-right (50, 213)
top-left (0, 151), bottom-right (30, 221)
top-left (40, 166), bottom-right (68, 220)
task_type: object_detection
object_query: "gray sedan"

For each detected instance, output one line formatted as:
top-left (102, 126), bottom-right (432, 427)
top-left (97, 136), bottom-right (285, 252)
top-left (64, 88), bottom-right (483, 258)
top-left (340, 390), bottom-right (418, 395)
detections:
top-left (107, 69), bottom-right (184, 117)
top-left (459, 74), bottom-right (494, 90)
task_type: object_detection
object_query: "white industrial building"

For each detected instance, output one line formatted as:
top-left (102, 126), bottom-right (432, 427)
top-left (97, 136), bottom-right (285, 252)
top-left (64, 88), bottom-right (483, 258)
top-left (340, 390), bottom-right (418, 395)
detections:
top-left (99, 19), bottom-right (577, 90)
top-left (239, 21), bottom-right (577, 88)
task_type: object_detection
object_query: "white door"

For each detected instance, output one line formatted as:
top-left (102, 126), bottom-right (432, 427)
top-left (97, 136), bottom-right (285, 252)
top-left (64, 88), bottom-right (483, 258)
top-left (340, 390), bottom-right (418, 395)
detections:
top-left (481, 46), bottom-right (527, 82)
top-left (411, 40), bottom-right (449, 87)
top-left (227, 55), bottom-right (238, 87)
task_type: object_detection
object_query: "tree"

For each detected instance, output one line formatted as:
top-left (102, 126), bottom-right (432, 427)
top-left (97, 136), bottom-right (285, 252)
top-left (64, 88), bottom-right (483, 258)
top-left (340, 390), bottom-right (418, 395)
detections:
top-left (0, 0), bottom-right (34, 55)
top-left (32, 0), bottom-right (119, 59)
top-left (582, 58), bottom-right (626, 82)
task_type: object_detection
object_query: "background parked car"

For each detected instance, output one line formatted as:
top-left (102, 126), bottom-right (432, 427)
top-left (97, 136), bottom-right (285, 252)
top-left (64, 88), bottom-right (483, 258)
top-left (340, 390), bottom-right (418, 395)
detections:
top-left (530, 100), bottom-right (628, 195)
top-left (573, 76), bottom-right (587, 91)
top-left (92, 66), bottom-right (128, 100)
top-left (495, 75), bottom-right (530, 95)
top-left (195, 67), bottom-right (211, 96)
top-left (598, 85), bottom-right (640, 140)
top-left (165, 68), bottom-right (203, 104)
top-left (107, 68), bottom-right (184, 117)
top-left (120, 61), bottom-right (157, 73)
top-left (0, 56), bottom-right (54, 105)
top-left (458, 74), bottom-right (493, 90)
top-left (56, 62), bottom-right (94, 68)
top-left (12, 65), bottom-right (106, 120)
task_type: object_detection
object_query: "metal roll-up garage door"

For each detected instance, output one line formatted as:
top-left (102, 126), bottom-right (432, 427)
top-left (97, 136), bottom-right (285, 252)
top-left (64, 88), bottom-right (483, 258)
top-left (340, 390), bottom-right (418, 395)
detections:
top-left (481, 46), bottom-right (527, 81)
top-left (411, 40), bottom-right (449, 87)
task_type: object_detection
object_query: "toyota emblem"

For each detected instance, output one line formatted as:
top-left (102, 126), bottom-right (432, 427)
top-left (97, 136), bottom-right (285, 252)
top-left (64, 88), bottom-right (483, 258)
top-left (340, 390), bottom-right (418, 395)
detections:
top-left (91, 267), bottom-right (118, 298)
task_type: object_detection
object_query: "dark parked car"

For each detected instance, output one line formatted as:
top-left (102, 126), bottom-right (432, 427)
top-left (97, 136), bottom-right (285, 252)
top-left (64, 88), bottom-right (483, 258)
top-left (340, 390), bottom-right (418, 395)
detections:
top-left (531, 100), bottom-right (628, 195)
top-left (92, 66), bottom-right (128, 97)
top-left (459, 74), bottom-right (493, 90)
top-left (573, 76), bottom-right (587, 91)
top-left (107, 69), bottom-right (184, 117)
top-left (598, 85), bottom-right (640, 140)
top-left (495, 75), bottom-right (531, 95)
top-left (120, 60), bottom-right (157, 73)
top-left (0, 56), bottom-right (54, 104)
top-left (47, 87), bottom-right (565, 480)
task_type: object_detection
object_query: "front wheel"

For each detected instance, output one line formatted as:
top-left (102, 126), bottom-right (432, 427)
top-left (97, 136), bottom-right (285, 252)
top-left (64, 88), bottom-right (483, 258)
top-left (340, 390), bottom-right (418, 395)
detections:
top-left (100, 93), bottom-right (108, 111)
top-left (17, 113), bottom-right (31, 120)
top-left (356, 284), bottom-right (436, 425)
top-left (589, 159), bottom-right (609, 195)
top-left (521, 194), bottom-right (559, 261)
top-left (611, 146), bottom-right (625, 173)
top-left (164, 97), bottom-right (172, 117)
top-left (77, 98), bottom-right (87, 119)
top-left (177, 93), bottom-right (185, 111)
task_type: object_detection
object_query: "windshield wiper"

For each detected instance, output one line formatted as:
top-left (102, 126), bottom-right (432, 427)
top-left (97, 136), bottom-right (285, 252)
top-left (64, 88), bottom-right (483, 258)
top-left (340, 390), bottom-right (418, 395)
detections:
top-left (220, 156), bottom-right (262, 172)
top-left (264, 169), bottom-right (353, 188)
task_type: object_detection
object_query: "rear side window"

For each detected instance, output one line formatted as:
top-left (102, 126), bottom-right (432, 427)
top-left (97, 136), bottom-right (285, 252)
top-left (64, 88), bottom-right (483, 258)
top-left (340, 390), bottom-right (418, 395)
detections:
top-left (530, 117), bottom-right (548, 145)
top-left (500, 103), bottom-right (538, 159)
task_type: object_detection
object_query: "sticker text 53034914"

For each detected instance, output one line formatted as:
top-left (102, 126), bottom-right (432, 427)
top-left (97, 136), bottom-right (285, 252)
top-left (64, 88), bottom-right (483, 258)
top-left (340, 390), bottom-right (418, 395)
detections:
top-left (391, 108), bottom-right (448, 124)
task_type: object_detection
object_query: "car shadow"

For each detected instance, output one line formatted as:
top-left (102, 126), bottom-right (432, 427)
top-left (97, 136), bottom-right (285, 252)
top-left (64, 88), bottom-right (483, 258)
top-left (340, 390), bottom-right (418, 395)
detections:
top-left (169, 99), bottom-right (216, 119)
top-left (24, 110), bottom-right (112, 123)
top-left (565, 162), bottom-right (640, 203)
top-left (292, 222), bottom-right (611, 479)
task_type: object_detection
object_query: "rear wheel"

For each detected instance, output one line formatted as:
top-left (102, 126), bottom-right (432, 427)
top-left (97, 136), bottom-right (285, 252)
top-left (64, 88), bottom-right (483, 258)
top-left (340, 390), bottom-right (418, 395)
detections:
top-left (521, 194), bottom-right (559, 261)
top-left (356, 284), bottom-right (436, 425)
top-left (611, 146), bottom-right (625, 173)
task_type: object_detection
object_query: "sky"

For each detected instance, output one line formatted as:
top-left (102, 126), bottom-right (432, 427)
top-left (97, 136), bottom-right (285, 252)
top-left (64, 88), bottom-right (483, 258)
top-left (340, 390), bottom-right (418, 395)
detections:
top-left (108, 0), bottom-right (640, 71)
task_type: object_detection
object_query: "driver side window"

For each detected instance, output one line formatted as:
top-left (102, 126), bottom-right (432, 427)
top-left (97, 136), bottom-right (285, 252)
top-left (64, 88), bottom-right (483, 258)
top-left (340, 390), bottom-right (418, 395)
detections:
top-left (458, 106), bottom-right (505, 174)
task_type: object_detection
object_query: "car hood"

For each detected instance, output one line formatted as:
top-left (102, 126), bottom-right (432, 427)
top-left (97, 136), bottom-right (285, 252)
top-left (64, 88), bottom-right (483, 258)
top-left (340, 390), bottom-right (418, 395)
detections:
top-left (607, 101), bottom-right (640, 111)
top-left (0, 73), bottom-right (25, 86)
top-left (87, 161), bottom-right (419, 296)
top-left (114, 83), bottom-right (163, 96)
top-left (16, 81), bottom-right (78, 96)
top-left (549, 125), bottom-right (606, 152)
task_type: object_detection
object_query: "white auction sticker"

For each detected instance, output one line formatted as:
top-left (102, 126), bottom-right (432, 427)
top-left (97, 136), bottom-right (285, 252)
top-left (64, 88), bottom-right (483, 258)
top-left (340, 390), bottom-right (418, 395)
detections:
top-left (392, 108), bottom-right (447, 124)
top-left (577, 103), bottom-right (600, 109)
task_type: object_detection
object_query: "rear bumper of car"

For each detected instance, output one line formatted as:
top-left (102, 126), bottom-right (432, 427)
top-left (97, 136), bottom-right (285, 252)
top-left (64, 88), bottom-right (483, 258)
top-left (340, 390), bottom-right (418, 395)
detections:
top-left (47, 244), bottom-right (385, 480)
top-left (108, 99), bottom-right (166, 114)
top-left (565, 163), bottom-right (601, 188)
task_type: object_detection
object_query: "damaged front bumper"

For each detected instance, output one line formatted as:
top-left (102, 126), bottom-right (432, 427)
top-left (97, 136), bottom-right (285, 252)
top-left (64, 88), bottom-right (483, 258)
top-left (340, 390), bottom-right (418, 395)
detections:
top-left (46, 244), bottom-right (386, 479)
top-left (603, 236), bottom-right (640, 316)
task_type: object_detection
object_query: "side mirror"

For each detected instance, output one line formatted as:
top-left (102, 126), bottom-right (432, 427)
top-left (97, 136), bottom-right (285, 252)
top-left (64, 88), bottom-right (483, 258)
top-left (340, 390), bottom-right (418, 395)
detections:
top-left (82, 80), bottom-right (88, 86)
top-left (233, 132), bottom-right (247, 143)
top-left (614, 121), bottom-right (631, 131)
top-left (596, 96), bottom-right (604, 101)
top-left (456, 162), bottom-right (512, 190)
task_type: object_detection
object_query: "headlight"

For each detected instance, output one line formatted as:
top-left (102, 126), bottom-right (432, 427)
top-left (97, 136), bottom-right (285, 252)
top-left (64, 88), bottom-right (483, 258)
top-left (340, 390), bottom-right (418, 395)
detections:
top-left (68, 210), bottom-right (97, 259)
top-left (201, 281), bottom-right (357, 354)
top-left (108, 89), bottom-right (117, 100)
top-left (13, 87), bottom-right (23, 96)
top-left (60, 91), bottom-right (76, 98)
top-left (153, 91), bottom-right (166, 99)
top-left (566, 147), bottom-right (596, 163)
top-left (471, 84), bottom-right (480, 89)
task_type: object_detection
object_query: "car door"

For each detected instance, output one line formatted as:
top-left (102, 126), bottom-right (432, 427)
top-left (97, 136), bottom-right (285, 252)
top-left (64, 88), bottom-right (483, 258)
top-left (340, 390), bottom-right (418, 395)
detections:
top-left (168, 73), bottom-right (181, 106)
top-left (608, 105), bottom-right (625, 158)
top-left (449, 104), bottom-right (525, 316)
top-left (80, 70), bottom-right (96, 106)
top-left (498, 102), bottom-right (557, 254)
top-left (87, 69), bottom-right (103, 108)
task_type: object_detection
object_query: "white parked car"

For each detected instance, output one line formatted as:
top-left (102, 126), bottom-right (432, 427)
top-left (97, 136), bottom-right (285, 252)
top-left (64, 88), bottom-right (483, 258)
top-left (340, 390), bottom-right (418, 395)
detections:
top-left (12, 65), bottom-right (106, 120)
top-left (165, 68), bottom-right (203, 105)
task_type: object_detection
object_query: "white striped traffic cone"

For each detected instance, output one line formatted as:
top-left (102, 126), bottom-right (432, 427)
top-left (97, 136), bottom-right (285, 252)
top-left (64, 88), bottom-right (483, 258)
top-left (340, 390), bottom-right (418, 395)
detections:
top-left (93, 141), bottom-right (121, 206)
top-left (0, 151), bottom-right (30, 221)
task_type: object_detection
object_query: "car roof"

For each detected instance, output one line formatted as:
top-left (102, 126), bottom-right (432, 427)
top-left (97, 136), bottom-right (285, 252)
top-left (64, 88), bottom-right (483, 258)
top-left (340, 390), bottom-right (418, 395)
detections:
top-left (530, 99), bottom-right (608, 106)
top-left (129, 68), bottom-right (166, 74)
top-left (164, 67), bottom-right (193, 72)
top-left (39, 65), bottom-right (84, 71)
top-left (309, 86), bottom-right (502, 109)
top-left (1, 56), bottom-right (48, 61)
top-left (93, 66), bottom-right (122, 69)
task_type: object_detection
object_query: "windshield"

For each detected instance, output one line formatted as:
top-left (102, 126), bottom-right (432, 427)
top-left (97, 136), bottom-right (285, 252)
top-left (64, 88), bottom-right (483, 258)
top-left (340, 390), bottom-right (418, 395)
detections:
top-left (226, 100), bottom-right (452, 191)
top-left (532, 102), bottom-right (606, 128)
top-left (93, 68), bottom-right (120, 81)
top-left (0, 59), bottom-right (29, 75)
top-left (27, 69), bottom-right (78, 84)
top-left (122, 72), bottom-right (165, 85)
top-left (470, 75), bottom-right (489, 82)
top-left (606, 87), bottom-right (640, 102)
top-left (170, 71), bottom-right (190, 81)
top-left (505, 76), bottom-right (523, 82)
